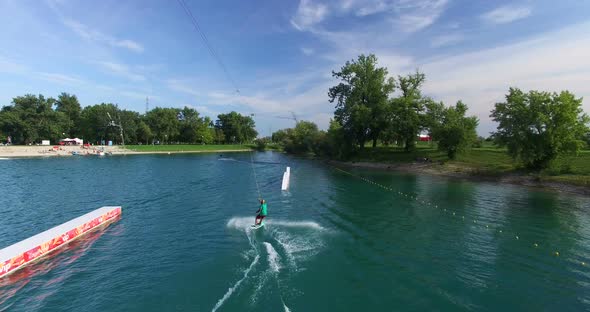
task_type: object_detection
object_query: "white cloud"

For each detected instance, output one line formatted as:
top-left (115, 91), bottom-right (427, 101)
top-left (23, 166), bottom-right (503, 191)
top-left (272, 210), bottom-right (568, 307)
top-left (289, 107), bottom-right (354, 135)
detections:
top-left (291, 0), bottom-right (448, 33)
top-left (63, 19), bottom-right (144, 53)
top-left (0, 55), bottom-right (28, 74)
top-left (119, 90), bottom-right (159, 101)
top-left (290, 0), bottom-right (328, 31)
top-left (431, 33), bottom-right (464, 47)
top-left (414, 22), bottom-right (590, 134)
top-left (393, 0), bottom-right (448, 33)
top-left (481, 5), bottom-right (532, 25)
top-left (36, 72), bottom-right (85, 85)
top-left (166, 79), bottom-right (202, 97)
top-left (96, 61), bottom-right (146, 81)
top-left (301, 47), bottom-right (315, 55)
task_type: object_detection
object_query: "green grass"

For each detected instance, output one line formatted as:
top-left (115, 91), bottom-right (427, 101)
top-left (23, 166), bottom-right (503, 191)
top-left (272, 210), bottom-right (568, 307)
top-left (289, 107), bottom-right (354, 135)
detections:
top-left (350, 143), bottom-right (590, 182)
top-left (125, 144), bottom-right (253, 152)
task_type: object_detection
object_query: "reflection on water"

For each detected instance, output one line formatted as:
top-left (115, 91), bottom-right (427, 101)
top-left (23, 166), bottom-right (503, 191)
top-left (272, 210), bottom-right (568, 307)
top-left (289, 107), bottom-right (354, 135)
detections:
top-left (0, 153), bottom-right (588, 311)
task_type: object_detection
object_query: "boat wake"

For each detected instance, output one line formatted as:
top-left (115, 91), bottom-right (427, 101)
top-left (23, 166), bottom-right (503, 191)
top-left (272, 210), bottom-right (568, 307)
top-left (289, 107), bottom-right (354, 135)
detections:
top-left (214, 217), bottom-right (328, 311)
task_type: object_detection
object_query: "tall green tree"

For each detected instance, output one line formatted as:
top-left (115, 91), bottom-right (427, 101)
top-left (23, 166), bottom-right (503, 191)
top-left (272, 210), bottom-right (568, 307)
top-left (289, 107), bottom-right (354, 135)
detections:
top-left (0, 94), bottom-right (69, 144)
top-left (55, 92), bottom-right (81, 137)
top-left (491, 88), bottom-right (589, 169)
top-left (215, 111), bottom-right (257, 144)
top-left (389, 71), bottom-right (429, 151)
top-left (145, 107), bottom-right (180, 144)
top-left (79, 103), bottom-right (121, 144)
top-left (118, 110), bottom-right (142, 144)
top-left (195, 116), bottom-right (215, 144)
top-left (328, 54), bottom-right (395, 149)
top-left (136, 120), bottom-right (152, 144)
top-left (177, 107), bottom-right (214, 144)
top-left (430, 101), bottom-right (478, 159)
top-left (283, 121), bottom-right (321, 154)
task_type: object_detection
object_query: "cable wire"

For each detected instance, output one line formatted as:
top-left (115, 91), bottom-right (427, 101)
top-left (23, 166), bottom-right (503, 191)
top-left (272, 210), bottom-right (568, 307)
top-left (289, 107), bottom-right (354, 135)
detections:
top-left (176, 0), bottom-right (240, 93)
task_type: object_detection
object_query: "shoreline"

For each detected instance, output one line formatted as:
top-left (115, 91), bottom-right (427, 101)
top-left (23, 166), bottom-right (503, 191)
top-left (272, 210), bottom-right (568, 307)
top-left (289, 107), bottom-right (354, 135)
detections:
top-left (0, 146), bottom-right (252, 158)
top-left (327, 160), bottom-right (590, 197)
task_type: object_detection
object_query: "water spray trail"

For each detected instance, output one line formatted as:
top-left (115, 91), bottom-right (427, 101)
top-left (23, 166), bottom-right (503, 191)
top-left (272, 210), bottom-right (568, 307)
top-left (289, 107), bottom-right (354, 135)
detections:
top-left (212, 223), bottom-right (260, 311)
top-left (211, 255), bottom-right (259, 312)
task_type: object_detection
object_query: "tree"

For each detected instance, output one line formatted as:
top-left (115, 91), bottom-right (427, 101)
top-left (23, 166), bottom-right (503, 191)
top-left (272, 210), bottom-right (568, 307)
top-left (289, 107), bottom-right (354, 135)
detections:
top-left (389, 71), bottom-right (429, 151)
top-left (145, 107), bottom-right (180, 144)
top-left (178, 107), bottom-right (202, 143)
top-left (272, 128), bottom-right (294, 145)
top-left (490, 88), bottom-right (589, 169)
top-left (283, 121), bottom-right (321, 154)
top-left (79, 103), bottom-right (121, 144)
top-left (0, 94), bottom-right (69, 144)
top-left (328, 54), bottom-right (395, 149)
top-left (177, 107), bottom-right (214, 144)
top-left (55, 92), bottom-right (81, 137)
top-left (215, 111), bottom-right (257, 144)
top-left (323, 119), bottom-right (350, 158)
top-left (136, 120), bottom-right (152, 144)
top-left (196, 116), bottom-right (215, 144)
top-left (118, 110), bottom-right (141, 144)
top-left (430, 101), bottom-right (478, 159)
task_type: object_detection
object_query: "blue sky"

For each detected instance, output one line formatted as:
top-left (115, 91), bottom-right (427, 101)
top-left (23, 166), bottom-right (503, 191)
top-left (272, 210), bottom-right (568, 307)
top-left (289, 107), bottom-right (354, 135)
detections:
top-left (1, 0), bottom-right (589, 136)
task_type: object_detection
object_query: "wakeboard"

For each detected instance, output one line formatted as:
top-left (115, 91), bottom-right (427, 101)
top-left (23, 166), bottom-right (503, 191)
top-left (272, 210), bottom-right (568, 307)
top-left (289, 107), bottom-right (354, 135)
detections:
top-left (251, 222), bottom-right (265, 229)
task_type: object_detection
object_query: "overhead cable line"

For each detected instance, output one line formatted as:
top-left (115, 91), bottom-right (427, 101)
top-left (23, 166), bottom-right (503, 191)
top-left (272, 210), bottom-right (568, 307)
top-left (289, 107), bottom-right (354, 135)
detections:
top-left (176, 0), bottom-right (240, 93)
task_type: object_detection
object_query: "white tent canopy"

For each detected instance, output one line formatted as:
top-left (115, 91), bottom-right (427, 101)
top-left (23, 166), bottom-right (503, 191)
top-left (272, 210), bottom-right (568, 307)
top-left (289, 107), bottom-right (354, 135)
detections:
top-left (60, 138), bottom-right (84, 145)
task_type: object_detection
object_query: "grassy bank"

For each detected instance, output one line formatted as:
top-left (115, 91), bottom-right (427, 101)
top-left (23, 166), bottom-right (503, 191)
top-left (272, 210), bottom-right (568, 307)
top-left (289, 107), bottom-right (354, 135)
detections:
top-left (125, 144), bottom-right (253, 152)
top-left (348, 142), bottom-right (590, 187)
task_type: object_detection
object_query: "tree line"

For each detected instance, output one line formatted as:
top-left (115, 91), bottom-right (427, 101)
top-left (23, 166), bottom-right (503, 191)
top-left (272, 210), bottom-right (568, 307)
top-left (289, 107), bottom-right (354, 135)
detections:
top-left (271, 54), bottom-right (589, 170)
top-left (0, 93), bottom-right (258, 146)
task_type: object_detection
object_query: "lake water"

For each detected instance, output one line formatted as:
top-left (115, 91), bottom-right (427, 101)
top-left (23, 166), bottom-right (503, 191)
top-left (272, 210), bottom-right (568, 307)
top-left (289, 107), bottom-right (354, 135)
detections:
top-left (0, 152), bottom-right (589, 311)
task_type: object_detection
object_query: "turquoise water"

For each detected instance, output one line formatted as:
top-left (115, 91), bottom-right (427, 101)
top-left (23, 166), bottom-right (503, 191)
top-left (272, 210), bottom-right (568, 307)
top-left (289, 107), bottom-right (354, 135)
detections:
top-left (0, 152), bottom-right (589, 311)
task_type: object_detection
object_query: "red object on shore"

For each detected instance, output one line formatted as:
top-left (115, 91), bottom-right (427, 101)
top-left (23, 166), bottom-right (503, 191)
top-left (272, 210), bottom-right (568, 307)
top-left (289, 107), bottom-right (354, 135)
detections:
top-left (0, 206), bottom-right (122, 278)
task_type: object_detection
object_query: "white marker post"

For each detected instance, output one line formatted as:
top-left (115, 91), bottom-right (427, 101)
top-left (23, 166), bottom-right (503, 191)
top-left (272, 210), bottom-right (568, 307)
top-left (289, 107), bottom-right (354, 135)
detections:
top-left (281, 167), bottom-right (291, 191)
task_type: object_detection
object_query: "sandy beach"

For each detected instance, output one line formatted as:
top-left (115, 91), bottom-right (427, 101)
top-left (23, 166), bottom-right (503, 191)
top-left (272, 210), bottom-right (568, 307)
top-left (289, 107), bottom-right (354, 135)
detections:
top-left (0, 145), bottom-right (250, 158)
top-left (0, 145), bottom-right (126, 157)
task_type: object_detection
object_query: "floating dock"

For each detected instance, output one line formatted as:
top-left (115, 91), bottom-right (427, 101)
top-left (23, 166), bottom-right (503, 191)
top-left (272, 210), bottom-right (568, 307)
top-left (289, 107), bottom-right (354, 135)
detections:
top-left (281, 167), bottom-right (291, 191)
top-left (0, 206), bottom-right (121, 278)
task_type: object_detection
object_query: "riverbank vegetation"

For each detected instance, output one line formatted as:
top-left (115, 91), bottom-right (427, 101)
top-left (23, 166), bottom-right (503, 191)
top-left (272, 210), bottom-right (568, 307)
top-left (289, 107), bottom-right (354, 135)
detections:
top-left (271, 54), bottom-right (590, 183)
top-left (126, 144), bottom-right (251, 152)
top-left (0, 94), bottom-right (258, 146)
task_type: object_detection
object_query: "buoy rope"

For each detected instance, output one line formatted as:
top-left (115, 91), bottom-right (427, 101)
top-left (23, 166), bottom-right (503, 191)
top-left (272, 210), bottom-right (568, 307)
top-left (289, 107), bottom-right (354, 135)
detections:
top-left (329, 164), bottom-right (586, 265)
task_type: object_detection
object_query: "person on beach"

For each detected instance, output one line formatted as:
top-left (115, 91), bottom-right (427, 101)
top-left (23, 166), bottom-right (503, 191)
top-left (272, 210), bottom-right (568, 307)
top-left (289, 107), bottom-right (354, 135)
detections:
top-left (255, 199), bottom-right (267, 225)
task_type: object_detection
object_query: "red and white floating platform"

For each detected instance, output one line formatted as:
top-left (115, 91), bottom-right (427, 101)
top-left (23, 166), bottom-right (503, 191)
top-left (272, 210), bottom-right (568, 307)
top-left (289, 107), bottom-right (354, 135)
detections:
top-left (0, 206), bottom-right (121, 278)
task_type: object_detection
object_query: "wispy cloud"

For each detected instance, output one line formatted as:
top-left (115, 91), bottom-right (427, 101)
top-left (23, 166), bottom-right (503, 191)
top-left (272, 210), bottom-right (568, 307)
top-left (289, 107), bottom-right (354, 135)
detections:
top-left (0, 55), bottom-right (28, 74)
top-left (393, 0), bottom-right (449, 33)
top-left (431, 33), bottom-right (464, 47)
top-left (36, 72), bottom-right (85, 85)
top-left (301, 47), bottom-right (315, 55)
top-left (63, 19), bottom-right (144, 53)
top-left (291, 0), bottom-right (328, 31)
top-left (481, 5), bottom-right (532, 25)
top-left (411, 22), bottom-right (590, 133)
top-left (96, 61), bottom-right (146, 81)
top-left (291, 0), bottom-right (448, 33)
top-left (166, 79), bottom-right (202, 97)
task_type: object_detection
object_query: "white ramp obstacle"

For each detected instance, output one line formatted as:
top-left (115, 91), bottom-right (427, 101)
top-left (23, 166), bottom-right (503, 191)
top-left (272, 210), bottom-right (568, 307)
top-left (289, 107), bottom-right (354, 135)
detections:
top-left (281, 167), bottom-right (291, 191)
top-left (0, 206), bottom-right (122, 278)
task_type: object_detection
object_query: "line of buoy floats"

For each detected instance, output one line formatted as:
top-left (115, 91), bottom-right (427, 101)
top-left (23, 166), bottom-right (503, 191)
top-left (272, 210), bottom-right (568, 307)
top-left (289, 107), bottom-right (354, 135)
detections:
top-left (331, 165), bottom-right (587, 267)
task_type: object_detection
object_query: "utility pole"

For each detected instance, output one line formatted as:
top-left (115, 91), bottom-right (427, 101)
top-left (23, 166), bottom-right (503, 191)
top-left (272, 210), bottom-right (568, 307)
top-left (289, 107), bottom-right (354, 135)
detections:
top-left (146, 96), bottom-right (149, 114)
